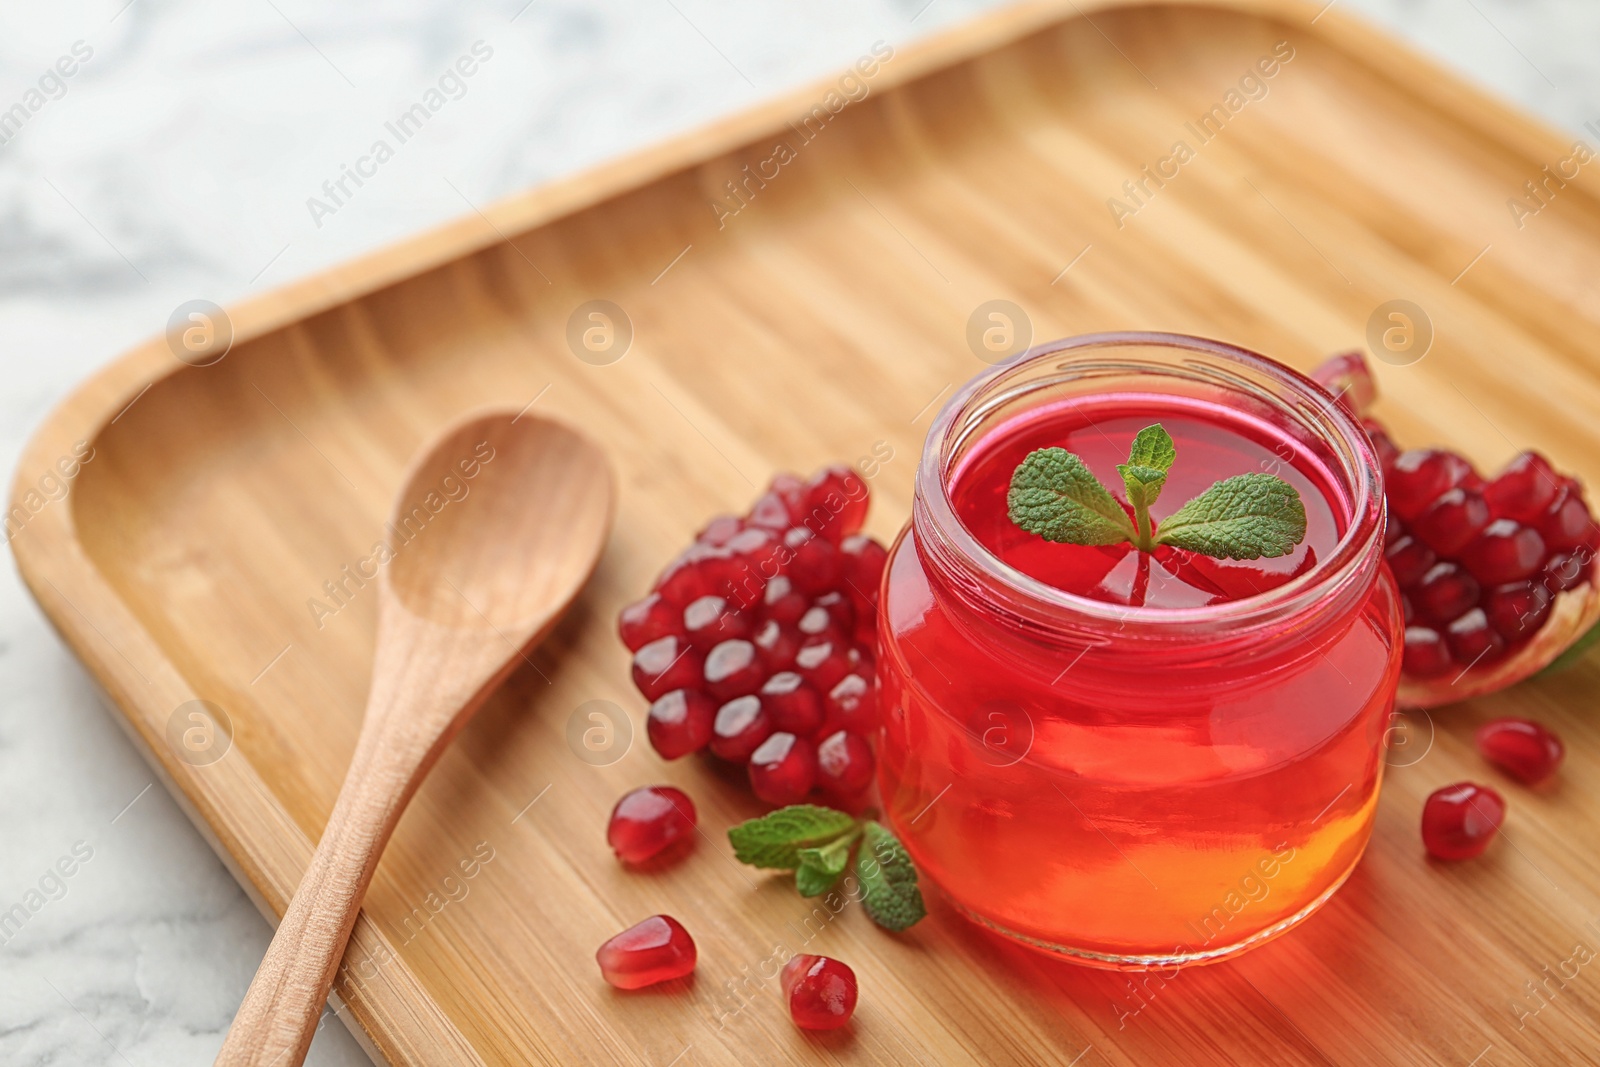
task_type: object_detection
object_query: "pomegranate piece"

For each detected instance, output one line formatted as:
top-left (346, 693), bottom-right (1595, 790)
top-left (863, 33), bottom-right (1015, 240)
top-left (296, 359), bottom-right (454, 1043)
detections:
top-left (596, 915), bottom-right (697, 989)
top-left (621, 466), bottom-right (888, 804)
top-left (1412, 562), bottom-right (1480, 625)
top-left (780, 954), bottom-right (858, 1030)
top-left (748, 732), bottom-right (818, 806)
top-left (1445, 608), bottom-right (1506, 666)
top-left (815, 730), bottom-right (876, 799)
top-left (1475, 717), bottom-right (1564, 785)
top-left (1459, 520), bottom-right (1546, 585)
top-left (607, 786), bottom-right (697, 864)
top-left (1410, 487), bottom-right (1491, 556)
top-left (1483, 452), bottom-right (1559, 522)
top-left (1482, 581), bottom-right (1551, 643)
top-left (1421, 782), bottom-right (1505, 860)
top-left (647, 689), bottom-right (716, 760)
top-left (1401, 626), bottom-right (1452, 678)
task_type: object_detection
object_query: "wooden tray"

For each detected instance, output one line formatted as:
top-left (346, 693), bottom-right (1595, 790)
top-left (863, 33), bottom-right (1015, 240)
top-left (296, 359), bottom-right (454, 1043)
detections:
top-left (15, 1), bottom-right (1600, 1063)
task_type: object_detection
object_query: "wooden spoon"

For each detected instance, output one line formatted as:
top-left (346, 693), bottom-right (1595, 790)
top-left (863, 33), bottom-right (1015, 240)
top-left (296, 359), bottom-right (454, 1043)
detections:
top-left (215, 409), bottom-right (614, 1067)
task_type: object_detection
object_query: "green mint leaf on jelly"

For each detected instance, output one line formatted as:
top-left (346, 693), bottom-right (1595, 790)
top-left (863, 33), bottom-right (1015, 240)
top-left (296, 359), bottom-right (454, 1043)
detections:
top-left (1007, 422), bottom-right (1307, 561)
top-left (1154, 472), bottom-right (1308, 560)
top-left (729, 807), bottom-right (926, 930)
top-left (1007, 447), bottom-right (1136, 547)
top-left (727, 804), bottom-right (857, 869)
top-left (855, 821), bottom-right (927, 932)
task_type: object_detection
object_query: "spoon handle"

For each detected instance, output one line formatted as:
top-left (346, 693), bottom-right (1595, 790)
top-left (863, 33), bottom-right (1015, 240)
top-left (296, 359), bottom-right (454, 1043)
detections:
top-left (214, 725), bottom-right (413, 1067)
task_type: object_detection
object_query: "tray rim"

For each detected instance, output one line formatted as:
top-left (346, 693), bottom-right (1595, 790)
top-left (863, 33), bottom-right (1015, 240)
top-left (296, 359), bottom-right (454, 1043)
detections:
top-left (10, 0), bottom-right (1593, 1062)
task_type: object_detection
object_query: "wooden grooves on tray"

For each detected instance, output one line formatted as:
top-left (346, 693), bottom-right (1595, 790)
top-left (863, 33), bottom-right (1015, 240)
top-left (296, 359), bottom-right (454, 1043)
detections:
top-left (12, 1), bottom-right (1600, 1064)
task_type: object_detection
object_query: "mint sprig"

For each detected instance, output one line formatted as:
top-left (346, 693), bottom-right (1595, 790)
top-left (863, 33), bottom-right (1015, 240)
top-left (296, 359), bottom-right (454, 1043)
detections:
top-left (727, 805), bottom-right (925, 931)
top-left (1008, 424), bottom-right (1307, 561)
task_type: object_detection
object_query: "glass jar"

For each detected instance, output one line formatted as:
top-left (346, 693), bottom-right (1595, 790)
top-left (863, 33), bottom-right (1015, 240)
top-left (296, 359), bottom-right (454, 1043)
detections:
top-left (876, 332), bottom-right (1401, 968)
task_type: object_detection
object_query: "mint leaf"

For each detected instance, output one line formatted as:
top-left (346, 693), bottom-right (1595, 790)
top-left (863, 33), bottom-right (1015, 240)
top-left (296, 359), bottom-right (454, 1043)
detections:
top-left (854, 821), bottom-right (926, 932)
top-left (728, 805), bottom-right (857, 869)
top-left (1155, 472), bottom-right (1307, 560)
top-left (795, 827), bottom-right (861, 897)
top-left (1118, 425), bottom-right (1176, 548)
top-left (1126, 424), bottom-right (1176, 472)
top-left (1007, 448), bottom-right (1135, 547)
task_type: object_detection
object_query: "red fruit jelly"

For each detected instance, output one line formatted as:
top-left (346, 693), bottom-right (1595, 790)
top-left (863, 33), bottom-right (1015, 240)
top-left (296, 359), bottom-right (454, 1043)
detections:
top-left (1475, 718), bottom-right (1564, 786)
top-left (607, 786), bottom-right (697, 864)
top-left (1422, 782), bottom-right (1505, 860)
top-left (780, 954), bottom-right (858, 1030)
top-left (596, 915), bottom-right (697, 989)
top-left (878, 335), bottom-right (1402, 967)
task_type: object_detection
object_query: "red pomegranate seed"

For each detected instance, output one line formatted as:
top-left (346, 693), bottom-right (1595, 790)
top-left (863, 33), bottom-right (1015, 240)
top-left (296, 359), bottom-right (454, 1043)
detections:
top-left (785, 527), bottom-right (842, 595)
top-left (803, 465), bottom-right (869, 542)
top-left (1400, 592), bottom-right (1415, 625)
top-left (1482, 581), bottom-right (1552, 642)
top-left (703, 639), bottom-right (764, 700)
top-left (760, 671), bottom-right (824, 734)
top-left (1311, 351), bottom-right (1378, 414)
top-left (1412, 562), bottom-right (1481, 625)
top-left (1411, 487), bottom-right (1491, 556)
top-left (796, 637), bottom-right (852, 693)
top-left (1384, 514), bottom-right (1406, 548)
top-left (748, 490), bottom-right (796, 532)
top-left (1459, 520), bottom-right (1545, 585)
top-left (841, 534), bottom-right (889, 608)
top-left (596, 915), bottom-right (697, 989)
top-left (697, 514), bottom-right (744, 546)
top-left (619, 593), bottom-right (682, 651)
top-left (607, 786), bottom-right (696, 864)
top-left (748, 732), bottom-right (818, 805)
top-left (770, 472), bottom-right (809, 519)
top-left (1484, 452), bottom-right (1559, 522)
top-left (752, 618), bottom-right (802, 671)
top-left (1402, 626), bottom-right (1452, 677)
top-left (683, 595), bottom-right (751, 645)
top-left (760, 574), bottom-right (808, 625)
top-left (1543, 549), bottom-right (1593, 592)
top-left (632, 636), bottom-right (704, 702)
top-left (1388, 450), bottom-right (1474, 520)
top-left (816, 730), bottom-right (875, 798)
top-left (1445, 608), bottom-right (1506, 665)
top-left (1475, 717), bottom-right (1565, 785)
top-left (646, 689), bottom-right (716, 759)
top-left (1384, 535), bottom-right (1436, 588)
top-left (823, 674), bottom-right (879, 735)
top-left (1538, 481), bottom-right (1594, 550)
top-left (1422, 782), bottom-right (1505, 860)
top-left (798, 604), bottom-right (841, 641)
top-left (780, 954), bottom-right (858, 1030)
top-left (710, 695), bottom-right (773, 762)
top-left (813, 591), bottom-right (856, 634)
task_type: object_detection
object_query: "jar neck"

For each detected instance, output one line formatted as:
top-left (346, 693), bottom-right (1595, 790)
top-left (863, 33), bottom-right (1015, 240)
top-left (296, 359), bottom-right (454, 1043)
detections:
top-left (911, 332), bottom-right (1387, 672)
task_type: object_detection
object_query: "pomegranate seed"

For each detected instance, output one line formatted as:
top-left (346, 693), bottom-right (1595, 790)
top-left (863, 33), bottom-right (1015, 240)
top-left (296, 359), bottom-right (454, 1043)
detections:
top-left (748, 490), bottom-right (795, 532)
top-left (785, 527), bottom-right (842, 595)
top-left (796, 637), bottom-right (852, 693)
top-left (798, 604), bottom-right (841, 641)
top-left (813, 591), bottom-right (856, 634)
top-left (1388, 450), bottom-right (1474, 520)
top-left (1402, 626), bottom-right (1452, 677)
top-left (646, 689), bottom-right (716, 759)
top-left (619, 593), bottom-right (682, 651)
top-left (1482, 581), bottom-right (1552, 643)
top-left (761, 671), bottom-right (824, 734)
top-left (1544, 549), bottom-right (1592, 592)
top-left (781, 954), bottom-right (858, 1030)
top-left (802, 465), bottom-right (869, 542)
top-left (1311, 351), bottom-right (1377, 414)
top-left (816, 730), bottom-right (875, 798)
top-left (632, 636), bottom-right (703, 702)
top-left (823, 674), bottom-right (879, 734)
top-left (1384, 514), bottom-right (1406, 548)
top-left (596, 915), bottom-right (697, 989)
top-left (760, 574), bottom-right (808, 625)
top-left (1421, 782), bottom-right (1505, 860)
top-left (1384, 535), bottom-right (1437, 588)
top-left (607, 786), bottom-right (696, 864)
top-left (697, 514), bottom-right (743, 546)
top-left (683, 595), bottom-right (751, 645)
top-left (656, 544), bottom-right (737, 606)
top-left (1475, 718), bottom-right (1564, 785)
top-left (1411, 487), bottom-right (1491, 556)
top-left (752, 618), bottom-right (802, 671)
top-left (1459, 520), bottom-right (1545, 585)
top-left (1445, 608), bottom-right (1506, 665)
top-left (710, 695), bottom-right (773, 762)
top-left (1401, 592), bottom-right (1414, 625)
top-left (1484, 452), bottom-right (1559, 522)
top-left (841, 534), bottom-right (889, 609)
top-left (748, 732), bottom-right (818, 805)
top-left (1412, 562), bottom-right (1481, 625)
top-left (1538, 482), bottom-right (1594, 551)
top-left (769, 472), bottom-right (809, 521)
top-left (703, 639), bottom-right (764, 700)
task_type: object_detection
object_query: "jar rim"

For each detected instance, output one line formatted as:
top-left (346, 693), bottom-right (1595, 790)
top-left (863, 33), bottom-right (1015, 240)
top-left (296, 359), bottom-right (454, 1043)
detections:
top-left (913, 331), bottom-right (1386, 638)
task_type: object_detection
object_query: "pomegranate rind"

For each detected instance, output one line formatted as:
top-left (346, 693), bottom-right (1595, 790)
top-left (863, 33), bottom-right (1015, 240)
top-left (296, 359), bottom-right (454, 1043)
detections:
top-left (1397, 582), bottom-right (1600, 708)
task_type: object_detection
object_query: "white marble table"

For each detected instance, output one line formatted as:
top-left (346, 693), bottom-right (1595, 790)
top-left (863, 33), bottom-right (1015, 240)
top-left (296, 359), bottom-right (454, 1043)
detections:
top-left (0, 1), bottom-right (1592, 1063)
